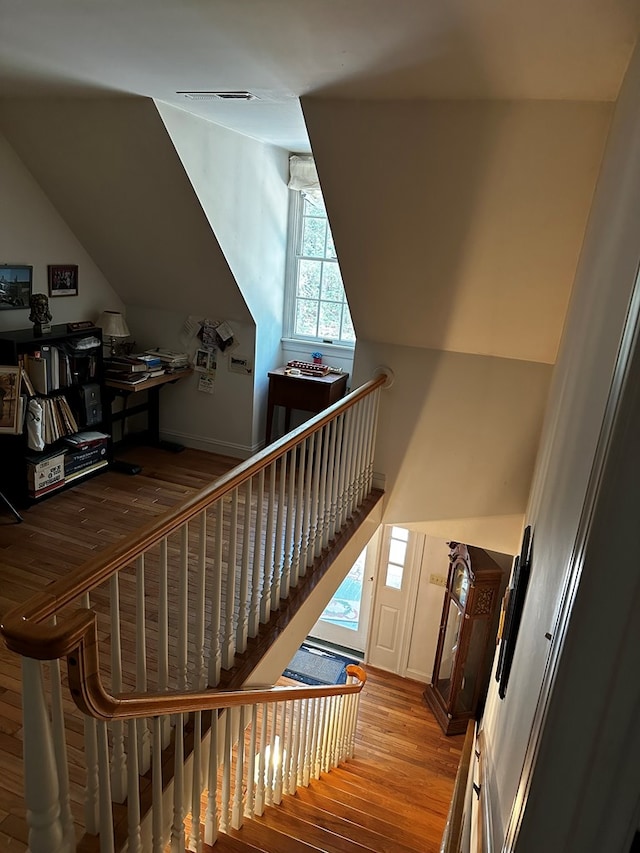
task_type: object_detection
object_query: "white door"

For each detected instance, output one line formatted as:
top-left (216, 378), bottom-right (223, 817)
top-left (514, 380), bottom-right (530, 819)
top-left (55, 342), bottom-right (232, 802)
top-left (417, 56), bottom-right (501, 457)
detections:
top-left (366, 525), bottom-right (425, 673)
top-left (309, 531), bottom-right (379, 654)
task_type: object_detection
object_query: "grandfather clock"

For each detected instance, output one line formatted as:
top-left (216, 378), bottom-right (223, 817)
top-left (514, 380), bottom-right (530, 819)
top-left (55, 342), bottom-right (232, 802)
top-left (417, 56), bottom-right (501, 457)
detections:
top-left (424, 542), bottom-right (507, 735)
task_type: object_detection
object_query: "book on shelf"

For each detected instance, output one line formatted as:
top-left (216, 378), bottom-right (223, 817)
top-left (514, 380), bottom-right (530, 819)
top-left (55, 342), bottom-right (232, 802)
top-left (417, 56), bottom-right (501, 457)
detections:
top-left (25, 354), bottom-right (48, 395)
top-left (64, 430), bottom-right (109, 449)
top-left (145, 347), bottom-right (189, 368)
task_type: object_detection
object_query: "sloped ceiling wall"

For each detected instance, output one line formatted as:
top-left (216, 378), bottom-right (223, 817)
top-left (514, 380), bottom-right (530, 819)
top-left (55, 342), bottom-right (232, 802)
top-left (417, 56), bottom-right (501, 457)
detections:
top-left (0, 97), bottom-right (252, 324)
top-left (304, 97), bottom-right (612, 552)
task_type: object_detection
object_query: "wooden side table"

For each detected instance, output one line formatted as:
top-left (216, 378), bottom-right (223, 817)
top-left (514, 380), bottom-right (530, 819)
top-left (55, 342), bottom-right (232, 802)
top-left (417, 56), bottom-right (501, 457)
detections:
top-left (265, 367), bottom-right (349, 444)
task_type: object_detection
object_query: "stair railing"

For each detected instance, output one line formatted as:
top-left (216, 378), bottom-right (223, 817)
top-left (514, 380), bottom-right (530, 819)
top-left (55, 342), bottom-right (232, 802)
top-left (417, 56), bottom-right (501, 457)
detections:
top-left (1, 371), bottom-right (388, 853)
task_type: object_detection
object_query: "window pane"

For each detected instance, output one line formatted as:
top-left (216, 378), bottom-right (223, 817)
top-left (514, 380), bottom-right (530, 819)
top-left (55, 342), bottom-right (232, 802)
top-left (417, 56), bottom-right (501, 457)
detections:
top-left (321, 263), bottom-right (344, 302)
top-left (341, 308), bottom-right (356, 342)
top-left (295, 299), bottom-right (319, 337)
top-left (304, 194), bottom-right (326, 217)
top-left (391, 526), bottom-right (409, 541)
top-left (385, 563), bottom-right (403, 590)
top-left (318, 301), bottom-right (342, 339)
top-left (389, 538), bottom-right (407, 566)
top-left (301, 216), bottom-right (326, 258)
top-left (297, 260), bottom-right (321, 299)
top-left (326, 227), bottom-right (337, 260)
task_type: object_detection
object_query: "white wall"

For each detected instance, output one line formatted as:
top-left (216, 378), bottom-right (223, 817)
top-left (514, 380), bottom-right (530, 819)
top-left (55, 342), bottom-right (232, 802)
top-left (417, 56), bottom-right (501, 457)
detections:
top-left (0, 132), bottom-right (123, 332)
top-left (156, 104), bottom-right (292, 448)
top-left (303, 98), bottom-right (611, 364)
top-left (480, 43), bottom-right (640, 852)
top-left (353, 341), bottom-right (551, 555)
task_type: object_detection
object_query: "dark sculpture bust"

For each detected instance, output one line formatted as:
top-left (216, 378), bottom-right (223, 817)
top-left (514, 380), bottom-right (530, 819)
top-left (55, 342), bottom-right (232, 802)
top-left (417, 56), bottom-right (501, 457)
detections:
top-left (29, 293), bottom-right (52, 335)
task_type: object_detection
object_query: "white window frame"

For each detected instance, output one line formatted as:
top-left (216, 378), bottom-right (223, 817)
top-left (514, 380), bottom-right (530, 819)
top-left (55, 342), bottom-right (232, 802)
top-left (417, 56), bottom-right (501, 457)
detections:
top-left (283, 189), bottom-right (355, 348)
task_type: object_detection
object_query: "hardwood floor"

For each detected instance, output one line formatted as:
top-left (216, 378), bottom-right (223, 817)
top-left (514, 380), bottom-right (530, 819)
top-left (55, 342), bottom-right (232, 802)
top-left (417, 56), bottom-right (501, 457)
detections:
top-left (0, 447), bottom-right (461, 851)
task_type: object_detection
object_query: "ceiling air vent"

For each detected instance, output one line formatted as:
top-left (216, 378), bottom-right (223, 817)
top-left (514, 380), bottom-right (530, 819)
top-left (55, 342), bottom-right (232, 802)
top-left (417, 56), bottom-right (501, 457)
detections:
top-left (177, 91), bottom-right (259, 101)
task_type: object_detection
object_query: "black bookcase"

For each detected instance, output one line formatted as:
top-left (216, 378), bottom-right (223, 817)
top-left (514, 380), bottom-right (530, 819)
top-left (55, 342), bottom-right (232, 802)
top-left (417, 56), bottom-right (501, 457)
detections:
top-left (0, 323), bottom-right (111, 504)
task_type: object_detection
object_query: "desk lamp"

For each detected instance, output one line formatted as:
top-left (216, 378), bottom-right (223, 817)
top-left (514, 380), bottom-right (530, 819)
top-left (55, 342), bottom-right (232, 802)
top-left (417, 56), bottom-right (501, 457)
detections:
top-left (96, 310), bottom-right (130, 356)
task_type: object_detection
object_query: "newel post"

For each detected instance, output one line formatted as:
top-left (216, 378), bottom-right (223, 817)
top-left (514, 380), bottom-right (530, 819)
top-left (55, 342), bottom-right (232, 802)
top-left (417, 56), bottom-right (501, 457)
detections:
top-left (22, 657), bottom-right (71, 853)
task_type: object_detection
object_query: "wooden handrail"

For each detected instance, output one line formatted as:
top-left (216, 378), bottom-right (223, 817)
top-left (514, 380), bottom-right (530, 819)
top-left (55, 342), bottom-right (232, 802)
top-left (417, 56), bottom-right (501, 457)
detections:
top-left (441, 719), bottom-right (476, 853)
top-left (0, 373), bottom-right (386, 644)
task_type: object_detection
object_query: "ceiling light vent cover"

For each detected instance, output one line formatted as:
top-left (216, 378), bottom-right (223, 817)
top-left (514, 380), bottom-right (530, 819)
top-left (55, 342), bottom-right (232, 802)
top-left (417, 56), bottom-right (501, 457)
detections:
top-left (177, 91), bottom-right (259, 101)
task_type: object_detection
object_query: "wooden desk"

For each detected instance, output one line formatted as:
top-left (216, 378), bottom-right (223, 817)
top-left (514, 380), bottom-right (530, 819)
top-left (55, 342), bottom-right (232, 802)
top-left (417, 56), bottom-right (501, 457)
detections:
top-left (266, 367), bottom-right (349, 444)
top-left (105, 369), bottom-right (193, 449)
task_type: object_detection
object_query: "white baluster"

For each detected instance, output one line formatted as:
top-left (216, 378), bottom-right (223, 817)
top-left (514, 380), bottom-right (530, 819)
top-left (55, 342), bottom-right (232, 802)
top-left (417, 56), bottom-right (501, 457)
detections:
top-left (315, 696), bottom-right (326, 779)
top-left (284, 700), bottom-right (295, 796)
top-left (178, 524), bottom-right (189, 690)
top-left (109, 575), bottom-right (127, 802)
top-left (22, 657), bottom-right (66, 853)
top-left (261, 463), bottom-right (276, 623)
top-left (136, 555), bottom-right (151, 774)
top-left (271, 454), bottom-right (287, 609)
top-left (265, 703), bottom-right (277, 808)
top-left (82, 590), bottom-right (99, 836)
top-left (309, 697), bottom-right (321, 781)
top-left (158, 538), bottom-right (171, 747)
top-left (189, 710), bottom-right (202, 852)
top-left (281, 447), bottom-right (296, 599)
top-left (231, 705), bottom-right (245, 829)
top-left (151, 719), bottom-right (163, 853)
top-left (333, 695), bottom-right (345, 766)
top-left (340, 408), bottom-right (356, 527)
top-left (352, 399), bottom-right (367, 514)
top-left (316, 424), bottom-right (330, 558)
top-left (97, 721), bottom-right (115, 853)
top-left (195, 513), bottom-right (207, 689)
top-left (220, 710), bottom-right (232, 834)
top-left (291, 699), bottom-right (303, 794)
top-left (245, 704), bottom-right (258, 819)
top-left (309, 429), bottom-right (323, 563)
top-left (274, 701), bottom-right (286, 805)
top-left (331, 413), bottom-right (345, 539)
top-left (48, 639), bottom-right (74, 846)
top-left (223, 491), bottom-right (238, 670)
top-left (236, 480), bottom-right (251, 654)
top-left (170, 712), bottom-right (185, 852)
top-left (322, 696), bottom-right (335, 773)
top-left (249, 469), bottom-right (264, 638)
top-left (323, 419), bottom-right (337, 550)
top-left (254, 703), bottom-right (268, 816)
top-left (291, 439), bottom-right (306, 588)
top-left (367, 387), bottom-right (382, 495)
top-left (299, 433), bottom-right (314, 575)
top-left (298, 699), bottom-right (309, 788)
top-left (208, 503), bottom-right (223, 687)
top-left (127, 720), bottom-right (142, 853)
top-left (204, 713), bottom-right (218, 845)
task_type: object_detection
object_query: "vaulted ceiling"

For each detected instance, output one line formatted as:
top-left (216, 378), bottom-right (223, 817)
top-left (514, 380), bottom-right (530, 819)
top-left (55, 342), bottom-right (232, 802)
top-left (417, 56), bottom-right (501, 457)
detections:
top-left (1, 0), bottom-right (638, 151)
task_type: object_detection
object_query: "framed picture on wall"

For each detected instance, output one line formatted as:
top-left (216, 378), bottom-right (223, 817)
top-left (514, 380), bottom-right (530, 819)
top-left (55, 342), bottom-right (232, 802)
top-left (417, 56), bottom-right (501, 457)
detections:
top-left (496, 524), bottom-right (533, 699)
top-left (0, 265), bottom-right (33, 310)
top-left (0, 366), bottom-right (21, 434)
top-left (48, 264), bottom-right (78, 297)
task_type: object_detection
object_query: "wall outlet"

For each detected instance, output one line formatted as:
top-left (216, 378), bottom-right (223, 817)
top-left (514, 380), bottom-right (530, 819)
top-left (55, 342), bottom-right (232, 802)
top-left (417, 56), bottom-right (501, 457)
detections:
top-left (429, 573), bottom-right (447, 587)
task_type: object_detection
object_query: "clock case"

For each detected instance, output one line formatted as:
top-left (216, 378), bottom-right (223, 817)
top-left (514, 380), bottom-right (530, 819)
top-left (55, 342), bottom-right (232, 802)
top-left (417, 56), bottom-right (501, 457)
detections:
top-left (424, 542), bottom-right (507, 735)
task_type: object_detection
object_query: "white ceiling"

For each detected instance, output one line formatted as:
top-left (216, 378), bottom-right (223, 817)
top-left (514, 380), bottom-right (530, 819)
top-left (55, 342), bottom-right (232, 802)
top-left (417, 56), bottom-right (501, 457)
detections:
top-left (0, 0), bottom-right (638, 152)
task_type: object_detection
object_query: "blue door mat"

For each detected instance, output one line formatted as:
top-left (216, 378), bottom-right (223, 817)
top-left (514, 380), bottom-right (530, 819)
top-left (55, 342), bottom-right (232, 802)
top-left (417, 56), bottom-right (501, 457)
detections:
top-left (283, 643), bottom-right (359, 686)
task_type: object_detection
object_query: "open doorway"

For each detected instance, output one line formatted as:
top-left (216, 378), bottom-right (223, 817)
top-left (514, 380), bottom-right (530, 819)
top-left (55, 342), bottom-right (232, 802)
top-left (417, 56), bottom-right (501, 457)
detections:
top-left (308, 529), bottom-right (380, 655)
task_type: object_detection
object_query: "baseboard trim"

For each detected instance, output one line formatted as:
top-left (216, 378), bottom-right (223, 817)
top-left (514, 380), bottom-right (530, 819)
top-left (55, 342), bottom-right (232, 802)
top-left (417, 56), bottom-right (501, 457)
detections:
top-left (159, 429), bottom-right (258, 460)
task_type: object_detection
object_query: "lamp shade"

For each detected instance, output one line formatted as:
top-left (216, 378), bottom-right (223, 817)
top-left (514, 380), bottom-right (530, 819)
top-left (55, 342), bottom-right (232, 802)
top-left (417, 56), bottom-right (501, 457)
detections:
top-left (96, 310), bottom-right (130, 339)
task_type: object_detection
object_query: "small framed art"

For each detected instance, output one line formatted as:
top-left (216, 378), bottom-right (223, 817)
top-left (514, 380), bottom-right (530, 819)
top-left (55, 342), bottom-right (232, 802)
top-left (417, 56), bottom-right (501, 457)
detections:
top-left (0, 366), bottom-right (21, 434)
top-left (48, 264), bottom-right (78, 297)
top-left (0, 265), bottom-right (33, 310)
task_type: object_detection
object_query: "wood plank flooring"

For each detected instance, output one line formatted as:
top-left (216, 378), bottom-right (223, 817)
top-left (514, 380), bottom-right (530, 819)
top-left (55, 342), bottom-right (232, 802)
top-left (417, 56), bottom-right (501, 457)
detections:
top-left (0, 447), bottom-right (460, 852)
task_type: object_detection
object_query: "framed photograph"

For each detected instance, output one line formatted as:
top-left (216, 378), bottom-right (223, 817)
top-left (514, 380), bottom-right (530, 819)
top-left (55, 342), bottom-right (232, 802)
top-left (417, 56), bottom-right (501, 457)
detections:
top-left (0, 265), bottom-right (33, 310)
top-left (48, 264), bottom-right (78, 297)
top-left (496, 524), bottom-right (532, 699)
top-left (0, 366), bottom-right (21, 434)
top-left (194, 348), bottom-right (216, 373)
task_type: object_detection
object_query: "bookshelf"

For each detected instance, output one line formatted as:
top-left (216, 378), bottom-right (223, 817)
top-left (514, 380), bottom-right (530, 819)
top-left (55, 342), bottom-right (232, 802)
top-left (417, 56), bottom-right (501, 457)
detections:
top-left (0, 323), bottom-right (111, 503)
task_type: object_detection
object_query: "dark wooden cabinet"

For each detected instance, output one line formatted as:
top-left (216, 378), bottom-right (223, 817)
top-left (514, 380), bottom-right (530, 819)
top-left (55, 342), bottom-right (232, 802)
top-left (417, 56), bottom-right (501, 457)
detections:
top-left (0, 323), bottom-right (110, 503)
top-left (424, 542), bottom-right (507, 735)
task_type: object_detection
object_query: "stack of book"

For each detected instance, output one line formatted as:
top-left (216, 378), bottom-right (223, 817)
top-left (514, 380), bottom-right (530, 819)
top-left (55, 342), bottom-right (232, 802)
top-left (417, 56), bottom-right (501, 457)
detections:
top-left (144, 348), bottom-right (189, 371)
top-left (105, 355), bottom-right (165, 385)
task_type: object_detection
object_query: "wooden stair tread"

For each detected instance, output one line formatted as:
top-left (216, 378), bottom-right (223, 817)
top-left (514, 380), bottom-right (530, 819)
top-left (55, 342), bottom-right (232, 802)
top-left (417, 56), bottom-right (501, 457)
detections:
top-left (202, 831), bottom-right (268, 852)
top-left (256, 806), bottom-right (378, 853)
top-left (292, 786), bottom-right (431, 850)
top-left (276, 796), bottom-right (424, 853)
top-left (228, 818), bottom-right (327, 853)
